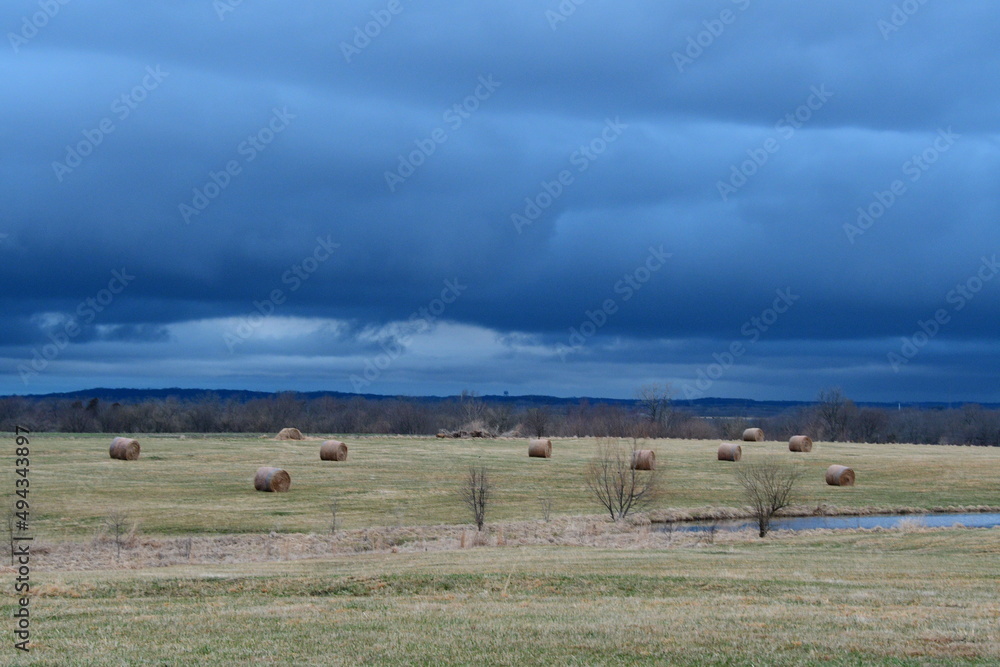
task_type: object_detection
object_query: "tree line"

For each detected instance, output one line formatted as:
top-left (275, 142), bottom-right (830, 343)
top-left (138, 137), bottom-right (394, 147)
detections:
top-left (0, 386), bottom-right (997, 446)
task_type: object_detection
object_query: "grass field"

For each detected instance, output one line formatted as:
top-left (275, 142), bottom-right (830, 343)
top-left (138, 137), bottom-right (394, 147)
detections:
top-left (8, 530), bottom-right (1000, 665)
top-left (5, 433), bottom-right (1000, 664)
top-left (18, 433), bottom-right (1000, 537)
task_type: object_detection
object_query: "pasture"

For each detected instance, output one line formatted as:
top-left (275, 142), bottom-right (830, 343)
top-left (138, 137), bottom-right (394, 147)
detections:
top-left (19, 433), bottom-right (1000, 537)
top-left (5, 433), bottom-right (1000, 664)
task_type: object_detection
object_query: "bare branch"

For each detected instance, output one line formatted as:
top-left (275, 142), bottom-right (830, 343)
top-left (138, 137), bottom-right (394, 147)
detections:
top-left (460, 465), bottom-right (492, 531)
top-left (102, 509), bottom-right (133, 560)
top-left (586, 439), bottom-right (662, 521)
top-left (735, 456), bottom-right (801, 537)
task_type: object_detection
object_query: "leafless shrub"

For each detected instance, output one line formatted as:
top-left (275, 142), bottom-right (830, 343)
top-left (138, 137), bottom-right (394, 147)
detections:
top-left (635, 382), bottom-right (676, 435)
top-left (461, 465), bottom-right (492, 531)
top-left (662, 519), bottom-right (676, 544)
top-left (102, 509), bottom-right (133, 560)
top-left (460, 390), bottom-right (488, 423)
top-left (487, 403), bottom-right (516, 434)
top-left (586, 439), bottom-right (662, 521)
top-left (816, 387), bottom-right (856, 441)
top-left (735, 456), bottom-right (801, 537)
top-left (523, 407), bottom-right (551, 438)
top-left (721, 417), bottom-right (748, 441)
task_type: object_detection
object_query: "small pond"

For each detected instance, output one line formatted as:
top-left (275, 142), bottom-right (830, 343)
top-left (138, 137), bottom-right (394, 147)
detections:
top-left (656, 512), bottom-right (1000, 533)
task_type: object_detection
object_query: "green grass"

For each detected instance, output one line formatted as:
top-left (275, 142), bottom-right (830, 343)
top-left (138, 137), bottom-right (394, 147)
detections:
top-left (7, 530), bottom-right (1000, 665)
top-left (17, 434), bottom-right (1000, 538)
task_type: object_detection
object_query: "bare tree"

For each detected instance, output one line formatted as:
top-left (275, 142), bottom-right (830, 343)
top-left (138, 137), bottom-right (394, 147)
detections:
top-left (629, 417), bottom-right (656, 444)
top-left (735, 457), bottom-right (801, 537)
top-left (853, 408), bottom-right (889, 443)
top-left (461, 465), bottom-right (492, 531)
top-left (662, 519), bottom-right (676, 543)
top-left (721, 416), bottom-right (749, 441)
top-left (460, 390), bottom-right (488, 424)
top-left (635, 383), bottom-right (674, 434)
top-left (522, 407), bottom-right (551, 438)
top-left (816, 388), bottom-right (853, 441)
top-left (487, 403), bottom-right (516, 434)
top-left (103, 509), bottom-right (133, 560)
top-left (586, 439), bottom-right (662, 521)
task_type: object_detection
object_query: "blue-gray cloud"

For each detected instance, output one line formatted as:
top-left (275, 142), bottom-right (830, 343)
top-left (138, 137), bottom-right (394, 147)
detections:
top-left (2, 0), bottom-right (999, 401)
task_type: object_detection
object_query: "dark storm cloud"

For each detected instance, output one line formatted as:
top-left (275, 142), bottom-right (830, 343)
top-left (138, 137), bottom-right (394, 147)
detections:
top-left (2, 0), bottom-right (999, 400)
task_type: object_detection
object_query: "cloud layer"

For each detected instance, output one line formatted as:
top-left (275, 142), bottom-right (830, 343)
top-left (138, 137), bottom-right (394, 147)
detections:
top-left (2, 0), bottom-right (999, 401)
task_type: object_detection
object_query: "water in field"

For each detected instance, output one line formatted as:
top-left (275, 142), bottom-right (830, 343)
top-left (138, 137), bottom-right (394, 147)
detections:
top-left (657, 512), bottom-right (1000, 533)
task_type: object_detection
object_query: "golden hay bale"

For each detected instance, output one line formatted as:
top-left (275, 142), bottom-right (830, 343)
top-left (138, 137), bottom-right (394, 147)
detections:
top-left (319, 440), bottom-right (348, 461)
top-left (109, 437), bottom-right (140, 461)
top-left (631, 449), bottom-right (656, 470)
top-left (528, 438), bottom-right (552, 458)
top-left (254, 467), bottom-right (291, 492)
top-left (436, 433), bottom-right (447, 438)
top-left (717, 442), bottom-right (742, 461)
top-left (825, 465), bottom-right (855, 487)
top-left (276, 427), bottom-right (303, 440)
top-left (789, 435), bottom-right (813, 452)
top-left (742, 428), bottom-right (764, 442)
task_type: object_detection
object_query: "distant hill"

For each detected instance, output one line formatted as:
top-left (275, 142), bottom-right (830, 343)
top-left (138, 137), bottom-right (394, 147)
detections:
top-left (7, 387), bottom-right (993, 418)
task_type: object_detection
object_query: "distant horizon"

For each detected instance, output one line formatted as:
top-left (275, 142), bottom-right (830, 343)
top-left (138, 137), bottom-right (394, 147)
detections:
top-left (8, 384), bottom-right (998, 409)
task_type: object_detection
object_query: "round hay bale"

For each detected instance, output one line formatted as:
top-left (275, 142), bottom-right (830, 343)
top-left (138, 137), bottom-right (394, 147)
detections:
top-left (789, 435), bottom-right (813, 452)
top-left (631, 449), bottom-right (656, 470)
top-left (742, 428), bottom-right (764, 442)
top-left (528, 438), bottom-right (552, 458)
top-left (276, 427), bottom-right (303, 440)
top-left (717, 442), bottom-right (742, 461)
top-left (109, 437), bottom-right (140, 461)
top-left (254, 467), bottom-right (291, 492)
top-left (319, 440), bottom-right (348, 461)
top-left (825, 465), bottom-right (855, 487)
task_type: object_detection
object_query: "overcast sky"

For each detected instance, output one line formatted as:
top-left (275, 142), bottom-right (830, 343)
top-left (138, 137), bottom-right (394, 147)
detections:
top-left (2, 0), bottom-right (998, 402)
